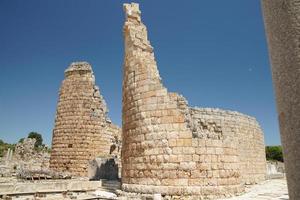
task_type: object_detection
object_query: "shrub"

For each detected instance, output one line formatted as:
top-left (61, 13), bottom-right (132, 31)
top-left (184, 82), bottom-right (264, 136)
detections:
top-left (18, 138), bottom-right (25, 143)
top-left (266, 146), bottom-right (284, 162)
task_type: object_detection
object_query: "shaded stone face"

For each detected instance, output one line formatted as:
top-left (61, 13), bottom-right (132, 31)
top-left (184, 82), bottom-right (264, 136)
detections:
top-left (50, 62), bottom-right (120, 177)
top-left (122, 3), bottom-right (266, 197)
top-left (262, 1), bottom-right (300, 199)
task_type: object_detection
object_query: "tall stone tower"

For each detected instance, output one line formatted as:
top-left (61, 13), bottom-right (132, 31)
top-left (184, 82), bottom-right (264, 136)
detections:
top-left (50, 62), bottom-right (120, 176)
top-left (122, 3), bottom-right (266, 198)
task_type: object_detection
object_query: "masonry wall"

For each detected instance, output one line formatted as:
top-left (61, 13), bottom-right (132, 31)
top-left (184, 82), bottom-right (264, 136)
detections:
top-left (50, 62), bottom-right (120, 176)
top-left (189, 108), bottom-right (266, 185)
top-left (122, 3), bottom-right (266, 198)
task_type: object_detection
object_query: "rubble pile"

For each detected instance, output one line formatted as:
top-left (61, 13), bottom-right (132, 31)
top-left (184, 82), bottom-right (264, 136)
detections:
top-left (0, 138), bottom-right (50, 177)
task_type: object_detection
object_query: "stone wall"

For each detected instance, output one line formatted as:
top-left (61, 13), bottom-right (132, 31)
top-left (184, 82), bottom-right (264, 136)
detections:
top-left (189, 108), bottom-right (266, 185)
top-left (50, 62), bottom-right (121, 176)
top-left (122, 3), bottom-right (266, 198)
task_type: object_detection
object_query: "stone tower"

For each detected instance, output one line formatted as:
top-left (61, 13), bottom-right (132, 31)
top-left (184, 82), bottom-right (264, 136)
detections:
top-left (122, 3), bottom-right (266, 198)
top-left (50, 62), bottom-right (120, 176)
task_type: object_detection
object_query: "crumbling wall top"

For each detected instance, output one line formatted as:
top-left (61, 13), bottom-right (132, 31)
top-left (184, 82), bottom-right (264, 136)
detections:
top-left (123, 3), bottom-right (141, 22)
top-left (191, 107), bottom-right (258, 122)
top-left (64, 61), bottom-right (92, 75)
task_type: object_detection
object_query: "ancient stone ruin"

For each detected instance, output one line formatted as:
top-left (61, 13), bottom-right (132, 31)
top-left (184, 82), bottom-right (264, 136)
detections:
top-left (50, 62), bottom-right (121, 177)
top-left (1, 2), bottom-right (292, 200)
top-left (44, 2), bottom-right (268, 198)
top-left (0, 138), bottom-right (50, 177)
top-left (121, 3), bottom-right (266, 198)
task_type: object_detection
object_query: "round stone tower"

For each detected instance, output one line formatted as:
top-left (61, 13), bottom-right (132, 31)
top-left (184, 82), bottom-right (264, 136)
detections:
top-left (121, 3), bottom-right (266, 198)
top-left (50, 62), bottom-right (117, 176)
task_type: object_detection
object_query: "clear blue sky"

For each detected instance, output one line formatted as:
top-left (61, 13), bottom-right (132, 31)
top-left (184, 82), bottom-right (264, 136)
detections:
top-left (0, 0), bottom-right (281, 146)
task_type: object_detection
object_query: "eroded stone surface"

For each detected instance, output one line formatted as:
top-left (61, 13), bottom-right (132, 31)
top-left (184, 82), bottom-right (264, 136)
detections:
top-left (262, 0), bottom-right (300, 199)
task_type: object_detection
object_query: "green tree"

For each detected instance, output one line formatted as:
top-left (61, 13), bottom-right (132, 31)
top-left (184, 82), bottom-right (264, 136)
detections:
top-left (28, 132), bottom-right (43, 148)
top-left (18, 138), bottom-right (25, 143)
top-left (266, 146), bottom-right (284, 162)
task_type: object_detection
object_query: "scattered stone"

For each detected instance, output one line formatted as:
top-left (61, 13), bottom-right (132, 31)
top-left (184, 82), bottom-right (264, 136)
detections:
top-left (14, 138), bottom-right (36, 160)
top-left (17, 169), bottom-right (71, 180)
top-left (94, 190), bottom-right (117, 199)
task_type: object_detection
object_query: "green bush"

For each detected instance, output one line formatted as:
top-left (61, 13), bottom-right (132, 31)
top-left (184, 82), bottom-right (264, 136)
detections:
top-left (18, 138), bottom-right (25, 143)
top-left (266, 146), bottom-right (284, 162)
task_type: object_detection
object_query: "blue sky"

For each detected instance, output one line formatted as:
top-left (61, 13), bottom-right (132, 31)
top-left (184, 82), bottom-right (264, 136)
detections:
top-left (0, 0), bottom-right (281, 146)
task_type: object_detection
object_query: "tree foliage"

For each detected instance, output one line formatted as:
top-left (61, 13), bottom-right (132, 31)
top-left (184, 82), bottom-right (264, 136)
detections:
top-left (266, 146), bottom-right (284, 162)
top-left (18, 138), bottom-right (25, 143)
top-left (27, 132), bottom-right (43, 148)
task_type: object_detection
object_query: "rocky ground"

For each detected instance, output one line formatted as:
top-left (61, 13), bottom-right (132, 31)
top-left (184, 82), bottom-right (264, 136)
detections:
top-left (220, 179), bottom-right (288, 200)
top-left (0, 178), bottom-right (288, 200)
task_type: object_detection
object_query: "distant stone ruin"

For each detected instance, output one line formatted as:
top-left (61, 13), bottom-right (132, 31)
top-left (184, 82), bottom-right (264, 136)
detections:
top-left (49, 62), bottom-right (121, 177)
top-left (14, 138), bottom-right (36, 160)
top-left (0, 138), bottom-right (50, 177)
top-left (266, 161), bottom-right (285, 179)
top-left (121, 3), bottom-right (266, 198)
